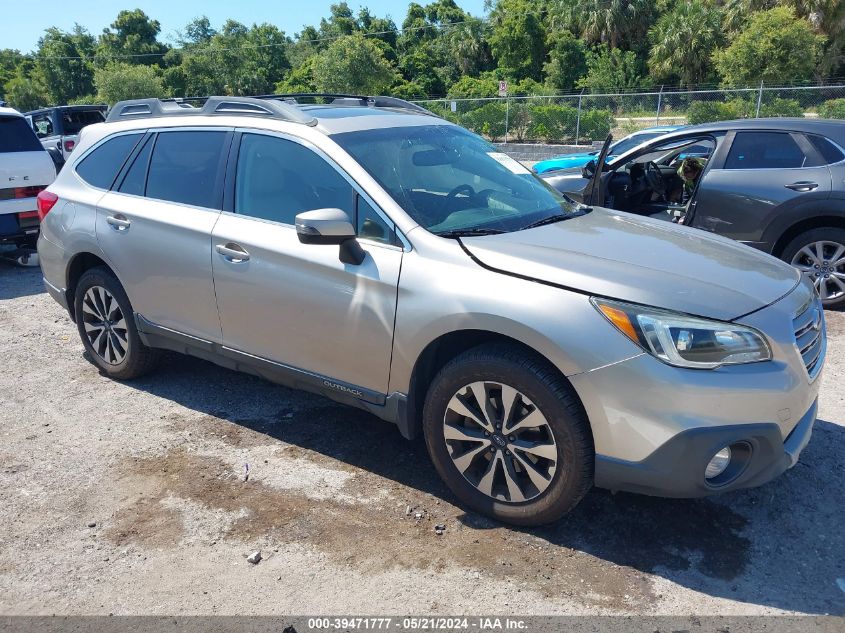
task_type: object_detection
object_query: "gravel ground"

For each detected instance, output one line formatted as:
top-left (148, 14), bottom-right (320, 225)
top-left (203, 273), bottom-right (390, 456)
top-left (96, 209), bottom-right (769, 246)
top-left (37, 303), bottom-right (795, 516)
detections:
top-left (0, 261), bottom-right (842, 616)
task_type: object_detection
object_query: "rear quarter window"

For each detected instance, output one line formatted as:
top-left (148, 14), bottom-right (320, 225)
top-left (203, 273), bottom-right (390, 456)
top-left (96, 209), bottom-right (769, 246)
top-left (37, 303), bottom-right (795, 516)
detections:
top-left (62, 109), bottom-right (106, 135)
top-left (807, 134), bottom-right (845, 164)
top-left (75, 133), bottom-right (143, 189)
top-left (0, 115), bottom-right (44, 152)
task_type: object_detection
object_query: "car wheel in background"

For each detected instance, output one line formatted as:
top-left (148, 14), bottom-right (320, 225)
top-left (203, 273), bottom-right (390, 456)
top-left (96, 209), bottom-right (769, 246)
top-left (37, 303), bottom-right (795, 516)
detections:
top-left (783, 228), bottom-right (845, 309)
top-left (73, 267), bottom-right (160, 379)
top-left (422, 343), bottom-right (594, 526)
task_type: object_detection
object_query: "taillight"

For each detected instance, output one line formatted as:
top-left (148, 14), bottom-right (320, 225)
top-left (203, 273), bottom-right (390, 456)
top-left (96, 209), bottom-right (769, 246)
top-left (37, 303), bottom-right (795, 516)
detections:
top-left (36, 190), bottom-right (59, 221)
top-left (63, 139), bottom-right (75, 153)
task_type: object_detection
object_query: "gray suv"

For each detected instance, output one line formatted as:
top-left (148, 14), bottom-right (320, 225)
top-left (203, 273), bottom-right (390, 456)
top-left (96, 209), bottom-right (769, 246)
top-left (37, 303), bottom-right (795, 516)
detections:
top-left (37, 95), bottom-right (825, 526)
top-left (542, 119), bottom-right (845, 308)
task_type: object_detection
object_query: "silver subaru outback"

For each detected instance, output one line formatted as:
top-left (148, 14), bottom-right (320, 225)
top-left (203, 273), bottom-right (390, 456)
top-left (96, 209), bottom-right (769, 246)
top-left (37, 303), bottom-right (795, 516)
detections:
top-left (37, 95), bottom-right (826, 526)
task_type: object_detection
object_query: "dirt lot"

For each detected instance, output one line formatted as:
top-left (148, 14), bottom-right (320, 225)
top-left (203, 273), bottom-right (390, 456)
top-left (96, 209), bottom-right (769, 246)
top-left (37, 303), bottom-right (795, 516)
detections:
top-left (0, 261), bottom-right (842, 616)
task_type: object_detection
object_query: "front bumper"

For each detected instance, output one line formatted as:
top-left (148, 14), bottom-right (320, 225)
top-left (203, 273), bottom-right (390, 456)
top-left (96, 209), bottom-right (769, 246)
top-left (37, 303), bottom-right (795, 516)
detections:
top-left (593, 400), bottom-right (817, 497)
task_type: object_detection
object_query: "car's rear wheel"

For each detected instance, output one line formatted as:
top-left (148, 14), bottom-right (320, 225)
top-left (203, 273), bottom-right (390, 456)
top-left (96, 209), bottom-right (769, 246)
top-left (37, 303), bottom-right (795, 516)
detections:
top-left (74, 267), bottom-right (160, 379)
top-left (783, 228), bottom-right (845, 309)
top-left (422, 343), bottom-right (594, 526)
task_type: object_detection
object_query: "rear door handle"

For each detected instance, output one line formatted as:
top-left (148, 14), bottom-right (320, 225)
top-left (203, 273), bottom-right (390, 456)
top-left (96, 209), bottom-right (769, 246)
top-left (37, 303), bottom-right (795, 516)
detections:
top-left (106, 214), bottom-right (131, 231)
top-left (785, 181), bottom-right (819, 192)
top-left (215, 243), bottom-right (250, 263)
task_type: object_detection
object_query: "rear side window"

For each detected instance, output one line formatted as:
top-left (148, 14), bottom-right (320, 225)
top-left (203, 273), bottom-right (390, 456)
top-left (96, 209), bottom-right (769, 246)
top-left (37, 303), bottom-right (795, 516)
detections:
top-left (75, 133), bottom-right (143, 189)
top-left (724, 132), bottom-right (807, 169)
top-left (807, 134), bottom-right (844, 164)
top-left (0, 115), bottom-right (43, 152)
top-left (61, 109), bottom-right (105, 135)
top-left (146, 131), bottom-right (228, 208)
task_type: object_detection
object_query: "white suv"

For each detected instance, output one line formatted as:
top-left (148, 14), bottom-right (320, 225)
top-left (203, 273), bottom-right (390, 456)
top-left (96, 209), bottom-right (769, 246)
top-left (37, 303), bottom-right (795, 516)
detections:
top-left (0, 106), bottom-right (55, 250)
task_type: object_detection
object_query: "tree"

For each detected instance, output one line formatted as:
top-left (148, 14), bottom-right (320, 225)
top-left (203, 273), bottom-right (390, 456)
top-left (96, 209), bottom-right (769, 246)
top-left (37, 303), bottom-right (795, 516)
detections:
top-left (714, 7), bottom-right (825, 86)
top-left (488, 0), bottom-right (547, 81)
top-left (97, 9), bottom-right (169, 66)
top-left (0, 49), bottom-right (27, 97)
top-left (577, 45), bottom-right (646, 92)
top-left (569, 0), bottom-right (655, 50)
top-left (94, 62), bottom-right (166, 104)
top-left (4, 69), bottom-right (48, 111)
top-left (544, 30), bottom-right (587, 92)
top-left (313, 33), bottom-right (398, 94)
top-left (35, 26), bottom-right (96, 105)
top-left (648, 0), bottom-right (723, 86)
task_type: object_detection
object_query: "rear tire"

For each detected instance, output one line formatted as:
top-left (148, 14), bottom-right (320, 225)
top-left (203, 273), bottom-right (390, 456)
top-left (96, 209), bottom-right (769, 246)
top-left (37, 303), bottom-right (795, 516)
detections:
top-left (422, 343), bottom-right (594, 526)
top-left (781, 228), bottom-right (845, 309)
top-left (73, 267), bottom-right (160, 380)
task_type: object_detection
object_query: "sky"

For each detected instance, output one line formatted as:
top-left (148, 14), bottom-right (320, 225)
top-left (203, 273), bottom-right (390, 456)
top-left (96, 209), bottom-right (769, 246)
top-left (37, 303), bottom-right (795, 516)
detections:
top-left (3, 0), bottom-right (488, 54)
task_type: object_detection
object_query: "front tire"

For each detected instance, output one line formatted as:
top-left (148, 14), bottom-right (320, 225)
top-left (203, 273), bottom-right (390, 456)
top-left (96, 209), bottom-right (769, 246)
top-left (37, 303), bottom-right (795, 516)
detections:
top-left (422, 344), bottom-right (594, 526)
top-left (782, 228), bottom-right (845, 309)
top-left (73, 267), bottom-right (160, 380)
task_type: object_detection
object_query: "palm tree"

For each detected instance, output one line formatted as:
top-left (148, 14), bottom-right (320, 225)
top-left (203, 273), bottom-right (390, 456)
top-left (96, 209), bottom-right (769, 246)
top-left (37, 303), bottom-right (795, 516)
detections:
top-left (649, 0), bottom-right (724, 86)
top-left (563, 0), bottom-right (655, 49)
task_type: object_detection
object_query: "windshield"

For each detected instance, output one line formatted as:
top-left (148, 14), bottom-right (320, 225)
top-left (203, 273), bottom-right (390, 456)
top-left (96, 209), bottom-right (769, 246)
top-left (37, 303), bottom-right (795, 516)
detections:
top-left (609, 131), bottom-right (665, 157)
top-left (332, 124), bottom-right (581, 235)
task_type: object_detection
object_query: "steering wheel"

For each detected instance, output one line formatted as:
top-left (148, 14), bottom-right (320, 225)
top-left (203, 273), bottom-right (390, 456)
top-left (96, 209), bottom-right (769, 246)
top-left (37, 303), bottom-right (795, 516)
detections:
top-left (446, 184), bottom-right (476, 199)
top-left (644, 161), bottom-right (668, 198)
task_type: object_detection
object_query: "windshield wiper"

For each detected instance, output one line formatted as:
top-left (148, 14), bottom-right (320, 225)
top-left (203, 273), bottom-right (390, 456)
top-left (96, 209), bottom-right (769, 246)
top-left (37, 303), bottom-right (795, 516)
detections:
top-left (435, 228), bottom-right (506, 238)
top-left (519, 207), bottom-right (591, 231)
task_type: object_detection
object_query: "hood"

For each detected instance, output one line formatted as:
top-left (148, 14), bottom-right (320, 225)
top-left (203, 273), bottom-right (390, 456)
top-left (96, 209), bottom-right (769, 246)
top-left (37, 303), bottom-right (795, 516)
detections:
top-left (534, 152), bottom-right (598, 174)
top-left (462, 208), bottom-right (800, 321)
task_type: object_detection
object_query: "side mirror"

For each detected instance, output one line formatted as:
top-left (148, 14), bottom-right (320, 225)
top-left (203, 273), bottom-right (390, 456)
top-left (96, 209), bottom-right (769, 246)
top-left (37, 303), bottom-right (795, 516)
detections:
top-left (581, 159), bottom-right (596, 179)
top-left (295, 208), bottom-right (364, 265)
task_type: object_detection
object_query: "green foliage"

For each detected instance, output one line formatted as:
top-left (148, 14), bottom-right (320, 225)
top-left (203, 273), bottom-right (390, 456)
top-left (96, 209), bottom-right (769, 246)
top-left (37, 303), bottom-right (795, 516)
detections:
top-left (4, 70), bottom-right (48, 111)
top-left (528, 104), bottom-right (578, 141)
top-left (819, 99), bottom-right (845, 119)
top-left (568, 0), bottom-right (655, 50)
top-left (686, 96), bottom-right (803, 123)
top-left (94, 62), bottom-right (166, 104)
top-left (544, 31), bottom-right (587, 92)
top-left (36, 26), bottom-right (96, 105)
top-left (488, 0), bottom-right (546, 81)
top-left (313, 33), bottom-right (399, 94)
top-left (275, 57), bottom-right (318, 94)
top-left (96, 9), bottom-right (168, 66)
top-left (461, 102), bottom-right (507, 141)
top-left (648, 0), bottom-right (723, 86)
top-left (447, 75), bottom-right (498, 99)
top-left (714, 7), bottom-right (825, 86)
top-left (578, 108), bottom-right (613, 140)
top-left (577, 46), bottom-right (646, 94)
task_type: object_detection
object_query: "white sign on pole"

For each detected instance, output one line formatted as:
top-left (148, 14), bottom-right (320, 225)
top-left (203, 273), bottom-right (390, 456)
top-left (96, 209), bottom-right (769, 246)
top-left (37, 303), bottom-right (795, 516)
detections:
top-left (498, 80), bottom-right (508, 97)
top-left (450, 101), bottom-right (457, 113)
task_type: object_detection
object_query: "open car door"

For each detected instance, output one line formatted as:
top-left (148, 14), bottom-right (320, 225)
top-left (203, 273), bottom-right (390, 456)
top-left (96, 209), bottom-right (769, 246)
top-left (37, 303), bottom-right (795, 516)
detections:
top-left (582, 134), bottom-right (613, 206)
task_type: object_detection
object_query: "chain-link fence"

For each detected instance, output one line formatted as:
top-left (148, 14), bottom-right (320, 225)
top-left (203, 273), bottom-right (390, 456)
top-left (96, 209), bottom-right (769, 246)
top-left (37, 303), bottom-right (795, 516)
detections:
top-left (412, 83), bottom-right (845, 149)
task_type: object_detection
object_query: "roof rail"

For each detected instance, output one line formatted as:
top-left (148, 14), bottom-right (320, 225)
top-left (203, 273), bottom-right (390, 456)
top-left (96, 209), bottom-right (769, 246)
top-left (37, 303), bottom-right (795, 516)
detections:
top-left (105, 96), bottom-right (318, 126)
top-left (254, 93), bottom-right (438, 117)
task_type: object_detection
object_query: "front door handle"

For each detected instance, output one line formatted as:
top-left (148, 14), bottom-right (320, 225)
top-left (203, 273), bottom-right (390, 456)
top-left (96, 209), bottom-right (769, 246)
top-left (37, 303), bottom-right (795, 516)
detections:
top-left (785, 181), bottom-right (819, 192)
top-left (106, 214), bottom-right (131, 231)
top-left (215, 243), bottom-right (250, 263)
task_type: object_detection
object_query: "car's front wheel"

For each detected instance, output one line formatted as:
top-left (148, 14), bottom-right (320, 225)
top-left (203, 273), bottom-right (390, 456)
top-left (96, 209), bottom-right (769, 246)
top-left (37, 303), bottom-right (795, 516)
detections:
top-left (422, 344), bottom-right (594, 526)
top-left (783, 228), bottom-right (845, 309)
top-left (73, 267), bottom-right (160, 380)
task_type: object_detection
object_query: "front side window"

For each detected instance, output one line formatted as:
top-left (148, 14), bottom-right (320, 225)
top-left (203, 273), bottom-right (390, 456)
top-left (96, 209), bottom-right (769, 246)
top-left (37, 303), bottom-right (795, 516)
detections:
top-left (724, 132), bottom-right (807, 169)
top-left (333, 124), bottom-right (581, 235)
top-left (235, 133), bottom-right (353, 225)
top-left (76, 133), bottom-right (143, 189)
top-left (146, 131), bottom-right (227, 208)
top-left (357, 196), bottom-right (395, 244)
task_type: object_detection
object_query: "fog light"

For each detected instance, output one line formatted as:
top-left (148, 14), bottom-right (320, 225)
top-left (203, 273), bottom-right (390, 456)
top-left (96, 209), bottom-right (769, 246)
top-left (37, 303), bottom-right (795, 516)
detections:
top-left (705, 447), bottom-right (732, 480)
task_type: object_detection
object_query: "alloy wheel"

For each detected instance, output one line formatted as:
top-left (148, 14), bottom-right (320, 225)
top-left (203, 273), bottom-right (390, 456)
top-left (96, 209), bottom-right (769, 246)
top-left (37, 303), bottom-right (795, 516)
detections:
top-left (791, 240), bottom-right (845, 302)
top-left (443, 381), bottom-right (558, 503)
top-left (81, 286), bottom-right (129, 365)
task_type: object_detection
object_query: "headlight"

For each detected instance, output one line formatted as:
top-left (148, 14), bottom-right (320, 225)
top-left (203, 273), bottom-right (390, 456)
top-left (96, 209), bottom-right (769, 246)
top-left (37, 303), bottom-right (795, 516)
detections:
top-left (592, 298), bottom-right (771, 369)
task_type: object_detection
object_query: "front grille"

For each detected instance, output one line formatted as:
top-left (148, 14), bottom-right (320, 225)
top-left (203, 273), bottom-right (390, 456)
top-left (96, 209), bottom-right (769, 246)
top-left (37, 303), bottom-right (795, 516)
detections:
top-left (792, 297), bottom-right (826, 380)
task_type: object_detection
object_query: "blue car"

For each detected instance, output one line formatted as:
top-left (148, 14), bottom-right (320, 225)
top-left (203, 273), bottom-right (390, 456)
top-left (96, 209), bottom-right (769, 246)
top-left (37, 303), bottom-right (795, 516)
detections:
top-left (533, 125), bottom-right (684, 174)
